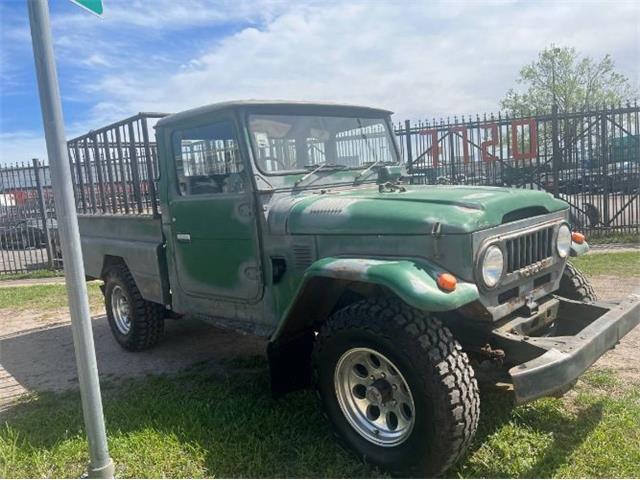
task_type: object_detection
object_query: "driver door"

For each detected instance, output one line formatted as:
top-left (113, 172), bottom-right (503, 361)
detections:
top-left (168, 118), bottom-right (261, 301)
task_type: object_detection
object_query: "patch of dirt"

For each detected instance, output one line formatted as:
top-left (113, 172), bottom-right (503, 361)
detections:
top-left (1, 307), bottom-right (73, 338)
top-left (589, 275), bottom-right (640, 383)
top-left (0, 305), bottom-right (266, 413)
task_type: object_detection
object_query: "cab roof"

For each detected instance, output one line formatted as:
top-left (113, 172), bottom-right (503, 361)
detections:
top-left (155, 100), bottom-right (393, 128)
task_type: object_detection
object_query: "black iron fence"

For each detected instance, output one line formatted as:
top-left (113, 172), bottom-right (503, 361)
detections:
top-left (395, 104), bottom-right (640, 237)
top-left (1, 105), bottom-right (638, 274)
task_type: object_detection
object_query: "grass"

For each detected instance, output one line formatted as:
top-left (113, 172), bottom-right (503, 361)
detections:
top-left (586, 232), bottom-right (639, 245)
top-left (570, 251), bottom-right (640, 277)
top-left (0, 269), bottom-right (63, 282)
top-left (1, 360), bottom-right (638, 478)
top-left (0, 282), bottom-right (103, 311)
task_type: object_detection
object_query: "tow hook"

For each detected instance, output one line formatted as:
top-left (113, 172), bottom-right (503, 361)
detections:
top-left (523, 293), bottom-right (539, 315)
top-left (480, 344), bottom-right (505, 364)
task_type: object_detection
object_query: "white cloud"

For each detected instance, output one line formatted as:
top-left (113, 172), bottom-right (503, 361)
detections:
top-left (1, 0), bottom-right (638, 164)
top-left (82, 0), bottom-right (640, 126)
top-left (53, 0), bottom-right (290, 30)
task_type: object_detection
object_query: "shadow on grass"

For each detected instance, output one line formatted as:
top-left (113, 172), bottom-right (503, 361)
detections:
top-left (2, 360), bottom-right (606, 478)
top-left (451, 388), bottom-right (604, 478)
top-left (2, 358), bottom-right (384, 478)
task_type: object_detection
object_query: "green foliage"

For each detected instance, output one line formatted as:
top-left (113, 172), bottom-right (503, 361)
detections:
top-left (0, 365), bottom-right (387, 478)
top-left (459, 386), bottom-right (640, 478)
top-left (570, 251), bottom-right (640, 278)
top-left (501, 46), bottom-right (636, 115)
top-left (587, 232), bottom-right (639, 245)
top-left (0, 270), bottom-right (63, 281)
top-left (0, 283), bottom-right (103, 311)
top-left (1, 365), bottom-right (638, 478)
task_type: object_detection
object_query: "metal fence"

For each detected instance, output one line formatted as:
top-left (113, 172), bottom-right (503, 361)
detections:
top-left (396, 103), bottom-right (640, 237)
top-left (1, 105), bottom-right (638, 274)
top-left (67, 113), bottom-right (166, 216)
top-left (0, 159), bottom-right (61, 274)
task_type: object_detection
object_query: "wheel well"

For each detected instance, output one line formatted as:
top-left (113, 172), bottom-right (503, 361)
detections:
top-left (268, 277), bottom-right (393, 398)
top-left (279, 277), bottom-right (391, 340)
top-left (101, 255), bottom-right (128, 279)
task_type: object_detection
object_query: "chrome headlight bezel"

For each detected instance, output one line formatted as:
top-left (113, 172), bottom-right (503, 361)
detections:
top-left (556, 223), bottom-right (571, 258)
top-left (480, 244), bottom-right (505, 289)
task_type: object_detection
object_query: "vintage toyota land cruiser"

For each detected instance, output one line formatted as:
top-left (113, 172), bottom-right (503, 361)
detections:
top-left (72, 101), bottom-right (639, 477)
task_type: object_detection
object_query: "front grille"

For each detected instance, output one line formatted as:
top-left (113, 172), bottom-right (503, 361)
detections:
top-left (505, 226), bottom-right (554, 273)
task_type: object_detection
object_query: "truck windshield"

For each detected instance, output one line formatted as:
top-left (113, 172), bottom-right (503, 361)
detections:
top-left (248, 114), bottom-right (399, 176)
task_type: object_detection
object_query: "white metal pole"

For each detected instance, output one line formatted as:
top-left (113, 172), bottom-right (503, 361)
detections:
top-left (26, 0), bottom-right (114, 477)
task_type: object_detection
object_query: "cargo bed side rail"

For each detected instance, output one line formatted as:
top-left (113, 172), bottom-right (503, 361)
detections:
top-left (67, 113), bottom-right (168, 217)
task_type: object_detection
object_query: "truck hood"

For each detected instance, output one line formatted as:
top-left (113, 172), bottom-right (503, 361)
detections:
top-left (269, 185), bottom-right (567, 235)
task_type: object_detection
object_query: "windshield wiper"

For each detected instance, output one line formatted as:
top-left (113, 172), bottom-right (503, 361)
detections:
top-left (355, 160), bottom-right (382, 182)
top-left (294, 162), bottom-right (346, 188)
top-left (354, 160), bottom-right (396, 183)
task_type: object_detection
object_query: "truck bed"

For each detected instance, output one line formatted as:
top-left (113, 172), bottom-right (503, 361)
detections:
top-left (78, 214), bottom-right (167, 305)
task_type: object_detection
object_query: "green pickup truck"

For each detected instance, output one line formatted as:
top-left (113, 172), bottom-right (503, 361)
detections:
top-left (71, 101), bottom-right (639, 477)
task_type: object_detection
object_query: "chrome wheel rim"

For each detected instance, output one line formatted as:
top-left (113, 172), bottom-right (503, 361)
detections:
top-left (111, 285), bottom-right (131, 335)
top-left (334, 347), bottom-right (416, 447)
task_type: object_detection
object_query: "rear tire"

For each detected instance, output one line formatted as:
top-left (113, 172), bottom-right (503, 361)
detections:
top-left (104, 265), bottom-right (164, 351)
top-left (312, 298), bottom-right (479, 477)
top-left (558, 263), bottom-right (597, 302)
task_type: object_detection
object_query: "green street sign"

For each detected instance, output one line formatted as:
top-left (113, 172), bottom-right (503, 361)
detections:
top-left (69, 0), bottom-right (103, 16)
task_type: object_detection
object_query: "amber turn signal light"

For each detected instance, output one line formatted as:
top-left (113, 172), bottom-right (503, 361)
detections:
top-left (571, 232), bottom-right (585, 244)
top-left (437, 273), bottom-right (457, 292)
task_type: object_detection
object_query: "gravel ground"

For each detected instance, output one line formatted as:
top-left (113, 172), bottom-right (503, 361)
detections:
top-left (0, 275), bottom-right (638, 412)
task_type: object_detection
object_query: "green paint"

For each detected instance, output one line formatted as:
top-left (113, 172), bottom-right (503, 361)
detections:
top-left (169, 194), bottom-right (261, 300)
top-left (69, 0), bottom-right (103, 16)
top-left (287, 185), bottom-right (566, 235)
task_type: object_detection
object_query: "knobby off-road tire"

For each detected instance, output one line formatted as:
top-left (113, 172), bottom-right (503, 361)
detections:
top-left (312, 298), bottom-right (480, 477)
top-left (104, 265), bottom-right (164, 351)
top-left (557, 263), bottom-right (597, 302)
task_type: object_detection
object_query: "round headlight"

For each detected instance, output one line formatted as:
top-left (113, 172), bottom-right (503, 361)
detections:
top-left (557, 224), bottom-right (571, 258)
top-left (482, 245), bottom-right (504, 288)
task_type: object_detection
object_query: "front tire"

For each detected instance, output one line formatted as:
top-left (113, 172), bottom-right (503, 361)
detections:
top-left (104, 265), bottom-right (165, 351)
top-left (313, 298), bottom-right (479, 477)
top-left (557, 263), bottom-right (597, 302)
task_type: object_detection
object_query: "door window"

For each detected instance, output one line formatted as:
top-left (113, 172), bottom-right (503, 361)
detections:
top-left (173, 121), bottom-right (245, 195)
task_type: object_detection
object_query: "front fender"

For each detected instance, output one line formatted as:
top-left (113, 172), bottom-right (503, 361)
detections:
top-left (306, 256), bottom-right (478, 312)
top-left (267, 257), bottom-right (480, 393)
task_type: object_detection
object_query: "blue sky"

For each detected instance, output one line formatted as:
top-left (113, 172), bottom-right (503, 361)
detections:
top-left (0, 0), bottom-right (638, 164)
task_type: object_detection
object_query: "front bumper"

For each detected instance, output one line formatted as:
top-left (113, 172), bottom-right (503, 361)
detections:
top-left (491, 294), bottom-right (640, 404)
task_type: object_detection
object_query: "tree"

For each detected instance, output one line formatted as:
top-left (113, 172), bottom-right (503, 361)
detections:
top-left (501, 46), bottom-right (636, 115)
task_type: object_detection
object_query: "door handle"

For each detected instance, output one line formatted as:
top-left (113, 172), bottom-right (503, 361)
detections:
top-left (176, 233), bottom-right (191, 242)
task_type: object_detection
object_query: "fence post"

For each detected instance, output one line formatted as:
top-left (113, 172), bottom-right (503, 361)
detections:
top-left (600, 111), bottom-right (610, 227)
top-left (404, 119), bottom-right (413, 176)
top-left (551, 105), bottom-right (560, 198)
top-left (32, 158), bottom-right (54, 269)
